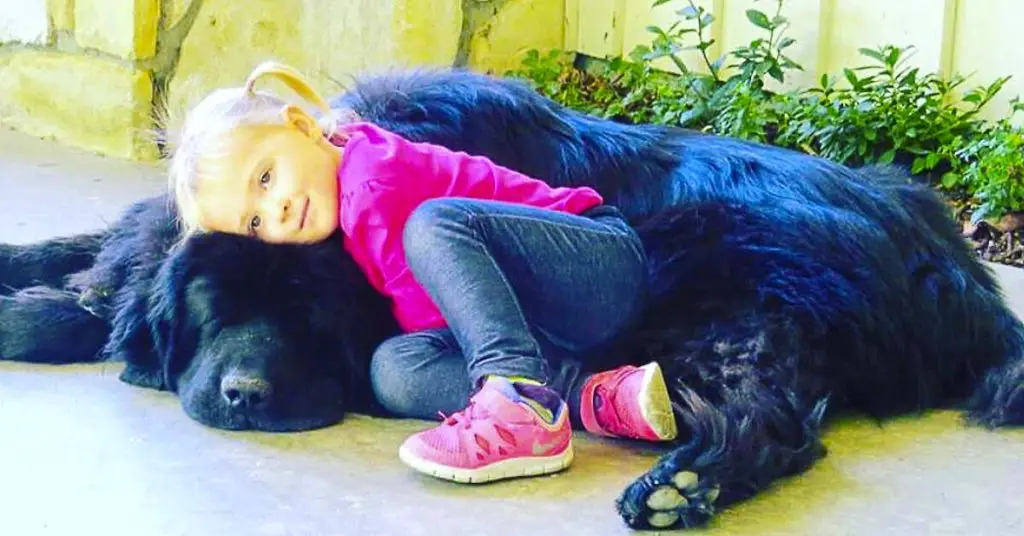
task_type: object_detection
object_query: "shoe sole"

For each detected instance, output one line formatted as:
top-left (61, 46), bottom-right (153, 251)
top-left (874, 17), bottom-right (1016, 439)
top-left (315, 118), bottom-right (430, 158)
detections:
top-left (398, 442), bottom-right (574, 484)
top-left (638, 362), bottom-right (678, 441)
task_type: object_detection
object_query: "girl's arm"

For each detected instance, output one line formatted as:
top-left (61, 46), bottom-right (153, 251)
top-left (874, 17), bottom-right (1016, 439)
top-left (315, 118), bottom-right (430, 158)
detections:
top-left (342, 122), bottom-right (604, 213)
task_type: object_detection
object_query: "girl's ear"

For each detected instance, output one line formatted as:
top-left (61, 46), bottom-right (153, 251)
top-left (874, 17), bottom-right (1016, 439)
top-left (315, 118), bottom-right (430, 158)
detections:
top-left (282, 104), bottom-right (322, 140)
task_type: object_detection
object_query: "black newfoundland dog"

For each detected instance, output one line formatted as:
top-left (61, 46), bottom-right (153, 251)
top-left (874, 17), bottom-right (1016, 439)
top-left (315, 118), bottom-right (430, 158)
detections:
top-left (2, 69), bottom-right (1022, 530)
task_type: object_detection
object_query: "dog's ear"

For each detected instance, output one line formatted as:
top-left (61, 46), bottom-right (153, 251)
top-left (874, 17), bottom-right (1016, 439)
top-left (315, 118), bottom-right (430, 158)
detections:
top-left (102, 267), bottom-right (172, 391)
top-left (300, 237), bottom-right (401, 411)
top-left (108, 294), bottom-right (168, 390)
top-left (140, 249), bottom-right (201, 392)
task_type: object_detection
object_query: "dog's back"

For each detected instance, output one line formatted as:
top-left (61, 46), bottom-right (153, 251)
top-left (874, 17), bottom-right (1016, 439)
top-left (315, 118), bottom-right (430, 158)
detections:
top-left (336, 68), bottom-right (1024, 426)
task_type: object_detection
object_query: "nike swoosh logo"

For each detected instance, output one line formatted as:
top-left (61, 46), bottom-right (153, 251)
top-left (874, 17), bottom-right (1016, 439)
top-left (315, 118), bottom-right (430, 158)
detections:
top-left (531, 438), bottom-right (561, 456)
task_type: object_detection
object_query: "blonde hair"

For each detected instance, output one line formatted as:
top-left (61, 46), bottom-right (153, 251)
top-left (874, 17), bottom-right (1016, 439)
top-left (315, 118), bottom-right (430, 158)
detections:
top-left (167, 61), bottom-right (341, 241)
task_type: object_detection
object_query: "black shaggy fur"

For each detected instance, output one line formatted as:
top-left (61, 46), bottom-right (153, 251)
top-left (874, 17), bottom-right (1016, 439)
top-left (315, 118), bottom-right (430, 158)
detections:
top-left (2, 68), bottom-right (1022, 530)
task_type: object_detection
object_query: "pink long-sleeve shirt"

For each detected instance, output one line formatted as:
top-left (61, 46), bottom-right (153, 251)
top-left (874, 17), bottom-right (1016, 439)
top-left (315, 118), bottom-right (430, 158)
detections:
top-left (335, 122), bottom-right (604, 333)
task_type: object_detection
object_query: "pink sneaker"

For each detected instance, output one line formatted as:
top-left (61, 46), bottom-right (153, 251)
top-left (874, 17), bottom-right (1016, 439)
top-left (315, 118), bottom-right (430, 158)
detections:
top-left (398, 377), bottom-right (573, 484)
top-left (580, 362), bottom-right (678, 442)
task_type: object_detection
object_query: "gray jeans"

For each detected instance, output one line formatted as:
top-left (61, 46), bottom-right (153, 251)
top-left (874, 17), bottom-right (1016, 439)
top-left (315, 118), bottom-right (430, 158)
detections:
top-left (369, 198), bottom-right (648, 426)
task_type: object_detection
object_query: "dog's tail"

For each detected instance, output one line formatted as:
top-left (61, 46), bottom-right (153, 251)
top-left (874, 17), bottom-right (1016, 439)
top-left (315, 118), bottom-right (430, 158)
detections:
top-left (0, 286), bottom-right (109, 364)
top-left (0, 231), bottom-right (107, 293)
top-left (964, 323), bottom-right (1024, 427)
top-left (861, 164), bottom-right (1024, 427)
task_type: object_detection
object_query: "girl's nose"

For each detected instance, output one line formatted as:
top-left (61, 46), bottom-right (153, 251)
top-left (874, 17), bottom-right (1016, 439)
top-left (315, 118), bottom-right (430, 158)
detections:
top-left (277, 197), bottom-right (291, 222)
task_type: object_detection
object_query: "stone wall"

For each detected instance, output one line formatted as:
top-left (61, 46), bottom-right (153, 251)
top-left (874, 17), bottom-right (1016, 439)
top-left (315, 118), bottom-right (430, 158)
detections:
top-left (0, 0), bottom-right (565, 160)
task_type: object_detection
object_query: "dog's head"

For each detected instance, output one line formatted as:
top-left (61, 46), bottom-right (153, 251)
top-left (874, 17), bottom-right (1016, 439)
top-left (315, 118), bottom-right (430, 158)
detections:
top-left (123, 231), bottom-right (397, 432)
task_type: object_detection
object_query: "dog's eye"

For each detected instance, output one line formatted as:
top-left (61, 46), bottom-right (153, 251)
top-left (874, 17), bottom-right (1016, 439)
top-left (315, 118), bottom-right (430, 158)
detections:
top-left (259, 169), bottom-right (271, 187)
top-left (249, 215), bottom-right (261, 234)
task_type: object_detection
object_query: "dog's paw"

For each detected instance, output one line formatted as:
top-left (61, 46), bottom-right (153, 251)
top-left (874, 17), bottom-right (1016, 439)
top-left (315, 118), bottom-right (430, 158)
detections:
top-left (77, 286), bottom-right (111, 318)
top-left (616, 469), bottom-right (720, 530)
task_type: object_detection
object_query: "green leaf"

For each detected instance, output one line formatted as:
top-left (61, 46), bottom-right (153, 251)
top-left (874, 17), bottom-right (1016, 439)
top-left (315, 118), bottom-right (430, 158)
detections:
top-left (971, 202), bottom-right (993, 225)
top-left (646, 25), bottom-right (668, 37)
top-left (629, 45), bottom-right (652, 62)
top-left (678, 106), bottom-right (705, 126)
top-left (900, 68), bottom-right (918, 86)
top-left (768, 64), bottom-right (785, 83)
top-left (843, 68), bottom-right (860, 89)
top-left (679, 6), bottom-right (699, 18)
top-left (886, 46), bottom-right (903, 68)
top-left (778, 37), bottom-right (796, 49)
top-left (642, 48), bottom-right (671, 61)
top-left (746, 10), bottom-right (772, 30)
top-left (780, 58), bottom-right (804, 70)
top-left (653, 0), bottom-right (674, 7)
top-left (858, 47), bottom-right (886, 63)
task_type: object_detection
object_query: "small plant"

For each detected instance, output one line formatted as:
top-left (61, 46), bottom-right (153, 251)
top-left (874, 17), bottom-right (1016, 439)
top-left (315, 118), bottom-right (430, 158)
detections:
top-left (775, 45), bottom-right (1008, 171)
top-left (510, 0), bottom-right (1023, 222)
top-left (514, 50), bottom-right (601, 114)
top-left (628, 0), bottom-right (804, 140)
top-left (953, 98), bottom-right (1024, 223)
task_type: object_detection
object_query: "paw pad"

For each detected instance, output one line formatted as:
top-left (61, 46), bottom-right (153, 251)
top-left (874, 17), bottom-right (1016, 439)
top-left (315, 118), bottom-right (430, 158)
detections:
top-left (672, 470), bottom-right (699, 490)
top-left (646, 486), bottom-right (687, 509)
top-left (648, 511), bottom-right (680, 528)
top-left (642, 470), bottom-right (721, 529)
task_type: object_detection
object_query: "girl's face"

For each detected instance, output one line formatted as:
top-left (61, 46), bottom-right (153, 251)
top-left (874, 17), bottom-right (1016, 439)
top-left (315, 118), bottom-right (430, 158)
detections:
top-left (193, 105), bottom-right (342, 244)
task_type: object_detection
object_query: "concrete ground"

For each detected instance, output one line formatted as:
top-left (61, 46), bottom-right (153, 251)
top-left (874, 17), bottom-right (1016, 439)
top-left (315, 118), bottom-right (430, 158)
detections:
top-left (0, 127), bottom-right (1022, 536)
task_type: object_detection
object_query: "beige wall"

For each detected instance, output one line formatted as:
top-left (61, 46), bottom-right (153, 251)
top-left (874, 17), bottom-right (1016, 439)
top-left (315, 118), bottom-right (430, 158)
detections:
top-left (0, 0), bottom-right (566, 160)
top-left (4, 0), bottom-right (1015, 161)
top-left (572, 0), bottom-right (1022, 122)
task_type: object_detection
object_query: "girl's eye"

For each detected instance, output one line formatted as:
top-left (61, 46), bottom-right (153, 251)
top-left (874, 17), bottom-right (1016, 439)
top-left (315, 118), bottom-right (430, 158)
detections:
top-left (259, 169), bottom-right (271, 187)
top-left (249, 215), bottom-right (261, 234)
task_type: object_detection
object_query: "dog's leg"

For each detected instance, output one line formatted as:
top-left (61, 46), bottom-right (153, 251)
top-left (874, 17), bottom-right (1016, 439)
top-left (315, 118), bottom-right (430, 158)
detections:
top-left (0, 286), bottom-right (109, 363)
top-left (614, 322), bottom-right (829, 530)
top-left (104, 285), bottom-right (165, 390)
top-left (0, 232), bottom-right (106, 294)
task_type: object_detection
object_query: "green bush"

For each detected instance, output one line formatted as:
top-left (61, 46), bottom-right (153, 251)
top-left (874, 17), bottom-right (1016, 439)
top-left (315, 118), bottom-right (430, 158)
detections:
top-left (952, 99), bottom-right (1024, 222)
top-left (507, 0), bottom-right (1024, 221)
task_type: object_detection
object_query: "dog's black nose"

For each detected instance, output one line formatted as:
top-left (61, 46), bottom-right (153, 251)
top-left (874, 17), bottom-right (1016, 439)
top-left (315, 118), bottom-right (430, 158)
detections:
top-left (220, 372), bottom-right (273, 411)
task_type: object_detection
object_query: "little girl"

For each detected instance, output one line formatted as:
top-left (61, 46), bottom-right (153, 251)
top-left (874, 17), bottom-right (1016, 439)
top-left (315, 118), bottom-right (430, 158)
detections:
top-left (168, 61), bottom-right (678, 483)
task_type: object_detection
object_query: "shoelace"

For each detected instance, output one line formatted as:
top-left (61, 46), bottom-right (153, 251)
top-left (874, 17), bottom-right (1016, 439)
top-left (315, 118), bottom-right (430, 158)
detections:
top-left (437, 401), bottom-right (489, 430)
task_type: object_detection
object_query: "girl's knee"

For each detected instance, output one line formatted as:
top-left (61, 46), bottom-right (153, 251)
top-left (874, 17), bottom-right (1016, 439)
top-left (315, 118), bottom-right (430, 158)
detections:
top-left (370, 332), bottom-right (456, 418)
top-left (369, 337), bottom-right (424, 417)
top-left (402, 199), bottom-right (474, 257)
